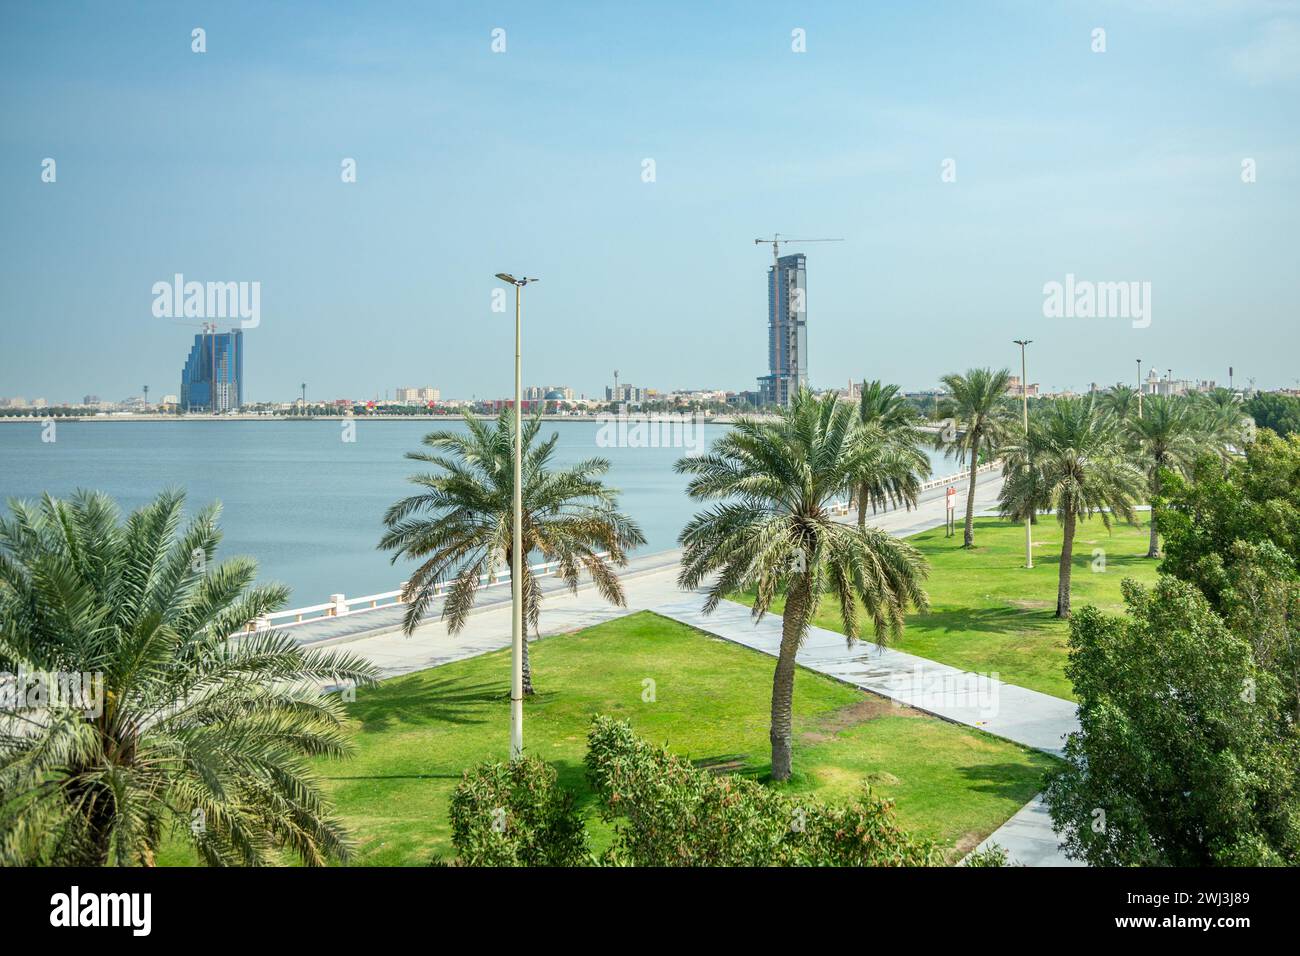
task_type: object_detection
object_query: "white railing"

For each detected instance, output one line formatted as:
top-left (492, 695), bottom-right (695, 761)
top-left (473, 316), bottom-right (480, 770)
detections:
top-left (239, 552), bottom-right (610, 635)
top-left (919, 460), bottom-right (1000, 493)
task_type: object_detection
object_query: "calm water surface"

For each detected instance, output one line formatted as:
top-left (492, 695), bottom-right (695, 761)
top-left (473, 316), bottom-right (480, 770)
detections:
top-left (0, 421), bottom-right (952, 606)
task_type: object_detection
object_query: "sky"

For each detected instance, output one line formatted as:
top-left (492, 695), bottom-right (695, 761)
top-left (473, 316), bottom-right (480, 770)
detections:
top-left (1, 0), bottom-right (1298, 403)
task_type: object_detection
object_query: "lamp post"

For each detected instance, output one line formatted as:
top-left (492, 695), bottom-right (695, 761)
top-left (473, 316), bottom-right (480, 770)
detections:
top-left (1013, 340), bottom-right (1033, 569)
top-left (1136, 359), bottom-right (1142, 418)
top-left (300, 382), bottom-right (307, 416)
top-left (495, 272), bottom-right (538, 759)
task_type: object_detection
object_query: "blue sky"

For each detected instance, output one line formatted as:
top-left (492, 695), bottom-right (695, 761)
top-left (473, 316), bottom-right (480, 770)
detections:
top-left (2, 0), bottom-right (1298, 403)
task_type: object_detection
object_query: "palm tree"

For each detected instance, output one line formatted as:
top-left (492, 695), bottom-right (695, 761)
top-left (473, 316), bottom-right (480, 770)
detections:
top-left (1100, 384), bottom-right (1140, 421)
top-left (1191, 389), bottom-right (1249, 457)
top-left (380, 409), bottom-right (645, 695)
top-left (936, 367), bottom-right (1015, 547)
top-left (853, 380), bottom-right (932, 526)
top-left (1125, 395), bottom-right (1206, 558)
top-left (999, 397), bottom-right (1143, 617)
top-left (677, 390), bottom-right (930, 781)
top-left (0, 490), bottom-right (376, 866)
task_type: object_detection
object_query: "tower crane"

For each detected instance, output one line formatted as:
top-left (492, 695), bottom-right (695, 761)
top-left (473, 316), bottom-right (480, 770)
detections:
top-left (753, 234), bottom-right (843, 403)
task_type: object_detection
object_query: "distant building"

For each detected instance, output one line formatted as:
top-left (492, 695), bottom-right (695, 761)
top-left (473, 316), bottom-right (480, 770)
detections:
top-left (82, 394), bottom-right (100, 406)
top-left (395, 386), bottom-right (440, 404)
top-left (180, 329), bottom-right (243, 412)
top-left (1006, 375), bottom-right (1040, 398)
top-left (525, 385), bottom-right (574, 402)
top-left (606, 383), bottom-right (646, 403)
top-left (757, 253), bottom-right (807, 406)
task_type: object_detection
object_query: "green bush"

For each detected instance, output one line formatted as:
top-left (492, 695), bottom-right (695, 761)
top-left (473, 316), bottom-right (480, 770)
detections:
top-left (585, 715), bottom-right (944, 866)
top-left (448, 756), bottom-right (589, 866)
top-left (1044, 577), bottom-right (1300, 866)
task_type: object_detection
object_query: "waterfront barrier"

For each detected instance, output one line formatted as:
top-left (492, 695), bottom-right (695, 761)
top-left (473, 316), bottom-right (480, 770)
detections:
top-left (918, 460), bottom-right (999, 494)
top-left (242, 552), bottom-right (610, 634)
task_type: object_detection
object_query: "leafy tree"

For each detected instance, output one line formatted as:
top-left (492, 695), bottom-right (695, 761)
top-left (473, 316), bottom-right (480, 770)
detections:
top-left (1044, 577), bottom-right (1300, 866)
top-left (0, 490), bottom-right (376, 866)
top-left (1157, 432), bottom-right (1300, 718)
top-left (1245, 392), bottom-right (1300, 439)
top-left (936, 368), bottom-right (1015, 547)
top-left (1124, 395), bottom-right (1207, 558)
top-left (676, 390), bottom-right (929, 781)
top-left (852, 379), bottom-right (932, 525)
top-left (380, 409), bottom-right (645, 695)
top-left (999, 397), bottom-right (1143, 617)
top-left (1157, 430), bottom-right (1300, 609)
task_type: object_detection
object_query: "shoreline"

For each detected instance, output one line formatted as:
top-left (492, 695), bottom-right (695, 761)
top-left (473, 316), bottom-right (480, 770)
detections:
top-left (0, 413), bottom-right (772, 424)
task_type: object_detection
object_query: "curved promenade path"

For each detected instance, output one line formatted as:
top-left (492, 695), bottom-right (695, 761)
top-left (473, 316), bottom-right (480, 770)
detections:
top-left (288, 474), bottom-right (1081, 866)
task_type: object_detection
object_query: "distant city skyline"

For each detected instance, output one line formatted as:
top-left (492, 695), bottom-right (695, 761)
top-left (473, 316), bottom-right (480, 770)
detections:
top-left (2, 2), bottom-right (1298, 402)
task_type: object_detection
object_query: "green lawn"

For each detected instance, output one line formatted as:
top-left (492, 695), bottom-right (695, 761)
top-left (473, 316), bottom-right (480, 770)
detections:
top-left (282, 611), bottom-right (1054, 865)
top-left (739, 514), bottom-right (1159, 700)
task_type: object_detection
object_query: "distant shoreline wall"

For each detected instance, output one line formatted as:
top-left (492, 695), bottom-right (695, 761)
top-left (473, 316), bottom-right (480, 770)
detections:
top-left (0, 413), bottom-right (774, 425)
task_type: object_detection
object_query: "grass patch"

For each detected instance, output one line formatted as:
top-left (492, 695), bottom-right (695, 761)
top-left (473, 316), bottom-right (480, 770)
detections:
top-left (738, 513), bottom-right (1159, 700)
top-left (168, 611), bottom-right (1053, 866)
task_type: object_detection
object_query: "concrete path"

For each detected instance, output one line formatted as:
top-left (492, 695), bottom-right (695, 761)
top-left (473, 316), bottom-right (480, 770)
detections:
top-left (295, 471), bottom-right (1081, 865)
top-left (651, 597), bottom-right (1078, 756)
top-left (971, 794), bottom-right (1084, 867)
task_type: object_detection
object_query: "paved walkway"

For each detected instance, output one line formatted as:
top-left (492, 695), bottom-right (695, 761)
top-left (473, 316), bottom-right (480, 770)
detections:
top-left (294, 472), bottom-right (1082, 865)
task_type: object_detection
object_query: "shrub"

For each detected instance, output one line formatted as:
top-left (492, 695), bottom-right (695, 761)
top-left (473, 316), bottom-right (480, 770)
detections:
top-left (1044, 577), bottom-right (1300, 866)
top-left (448, 756), bottom-right (589, 866)
top-left (585, 715), bottom-right (943, 866)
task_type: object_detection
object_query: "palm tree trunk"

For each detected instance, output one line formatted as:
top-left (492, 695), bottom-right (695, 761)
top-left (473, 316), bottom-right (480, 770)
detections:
top-left (521, 633), bottom-right (535, 697)
top-left (771, 573), bottom-right (811, 782)
top-left (1057, 511), bottom-right (1076, 618)
top-left (963, 446), bottom-right (979, 547)
top-left (857, 484), bottom-right (867, 531)
top-left (1146, 469), bottom-right (1161, 559)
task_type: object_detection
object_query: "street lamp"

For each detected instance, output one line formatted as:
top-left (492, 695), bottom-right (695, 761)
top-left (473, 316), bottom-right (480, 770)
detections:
top-left (1136, 359), bottom-right (1142, 418)
top-left (1013, 340), bottom-right (1033, 569)
top-left (495, 272), bottom-right (538, 759)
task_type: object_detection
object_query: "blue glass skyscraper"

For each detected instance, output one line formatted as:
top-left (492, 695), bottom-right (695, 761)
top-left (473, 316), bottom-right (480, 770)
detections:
top-left (180, 329), bottom-right (243, 412)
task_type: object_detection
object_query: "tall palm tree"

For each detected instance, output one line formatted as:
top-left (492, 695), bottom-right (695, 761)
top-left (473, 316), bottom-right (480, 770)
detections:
top-left (936, 367), bottom-right (1015, 547)
top-left (677, 390), bottom-right (930, 781)
top-left (380, 409), bottom-right (645, 696)
top-left (853, 380), bottom-right (932, 525)
top-left (1125, 395), bottom-right (1206, 558)
top-left (1101, 384), bottom-right (1140, 421)
top-left (0, 490), bottom-right (376, 866)
top-left (999, 397), bottom-right (1143, 617)
top-left (1191, 389), bottom-right (1249, 457)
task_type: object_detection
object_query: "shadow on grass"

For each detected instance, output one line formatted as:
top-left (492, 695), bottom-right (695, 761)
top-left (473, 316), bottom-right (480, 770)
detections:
top-left (347, 674), bottom-right (501, 732)
top-left (954, 761), bottom-right (1052, 800)
top-left (913, 605), bottom-right (1058, 637)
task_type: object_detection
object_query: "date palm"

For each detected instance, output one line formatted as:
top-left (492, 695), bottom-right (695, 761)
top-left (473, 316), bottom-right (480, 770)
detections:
top-left (1192, 389), bottom-right (1249, 458)
top-left (380, 409), bottom-right (645, 696)
top-left (1126, 395), bottom-right (1206, 558)
top-left (1000, 397), bottom-right (1143, 617)
top-left (1101, 384), bottom-right (1140, 421)
top-left (677, 390), bottom-right (929, 781)
top-left (0, 490), bottom-right (377, 866)
top-left (936, 368), bottom-right (1015, 547)
top-left (853, 379), bottom-right (931, 525)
